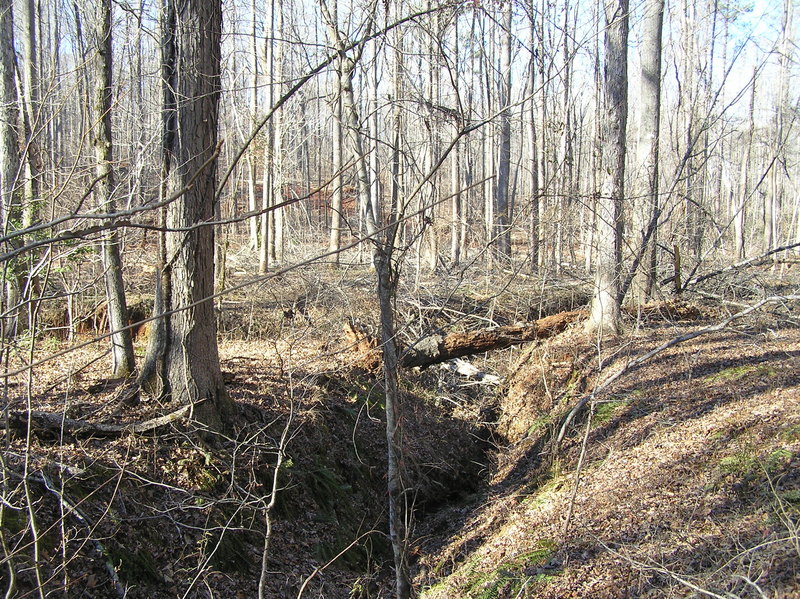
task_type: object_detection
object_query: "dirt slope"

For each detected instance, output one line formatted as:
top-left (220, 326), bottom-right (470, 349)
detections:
top-left (415, 315), bottom-right (800, 599)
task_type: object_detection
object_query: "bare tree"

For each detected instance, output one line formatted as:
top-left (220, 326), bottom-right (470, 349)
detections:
top-left (327, 0), bottom-right (344, 266)
top-left (0, 0), bottom-right (21, 337)
top-left (526, 0), bottom-right (540, 273)
top-left (161, 0), bottom-right (236, 431)
top-left (735, 71), bottom-right (756, 260)
top-left (766, 0), bottom-right (794, 254)
top-left (631, 0), bottom-right (664, 302)
top-left (494, 0), bottom-right (513, 259)
top-left (587, 0), bottom-right (628, 335)
top-left (19, 0), bottom-right (40, 234)
top-left (90, 0), bottom-right (135, 377)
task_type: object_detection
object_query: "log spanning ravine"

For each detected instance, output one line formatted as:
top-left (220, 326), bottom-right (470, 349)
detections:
top-left (8, 310), bottom-right (587, 438)
top-left (399, 309), bottom-right (587, 369)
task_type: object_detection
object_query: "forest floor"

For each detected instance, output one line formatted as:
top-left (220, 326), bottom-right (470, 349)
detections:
top-left (2, 258), bottom-right (799, 598)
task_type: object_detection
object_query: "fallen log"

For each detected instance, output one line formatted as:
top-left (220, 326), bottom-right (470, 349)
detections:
top-left (6, 399), bottom-right (206, 438)
top-left (400, 309), bottom-right (587, 369)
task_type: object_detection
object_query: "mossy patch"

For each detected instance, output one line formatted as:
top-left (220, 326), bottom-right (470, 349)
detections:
top-left (716, 445), bottom-right (796, 496)
top-left (592, 399), bottom-right (629, 426)
top-left (526, 413), bottom-right (554, 436)
top-left (520, 464), bottom-right (565, 509)
top-left (0, 505), bottom-right (27, 536)
top-left (704, 363), bottom-right (776, 383)
top-left (459, 542), bottom-right (560, 599)
top-left (777, 489), bottom-right (800, 506)
top-left (780, 425), bottom-right (800, 442)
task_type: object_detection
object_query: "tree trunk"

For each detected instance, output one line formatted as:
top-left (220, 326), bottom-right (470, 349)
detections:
top-left (270, 0), bottom-right (285, 263)
top-left (735, 71), bottom-right (756, 261)
top-left (259, 0), bottom-right (277, 274)
top-left (494, 0), bottom-right (512, 259)
top-left (247, 0), bottom-right (259, 251)
top-left (328, 9), bottom-right (344, 265)
top-left (587, 0), bottom-right (627, 336)
top-left (0, 0), bottom-right (22, 338)
top-left (20, 0), bottom-right (40, 235)
top-left (162, 0), bottom-right (235, 432)
top-left (527, 0), bottom-right (539, 273)
top-left (767, 0), bottom-right (793, 256)
top-left (91, 0), bottom-right (135, 378)
top-left (320, 0), bottom-right (376, 240)
top-left (402, 310), bottom-right (586, 369)
top-left (631, 0), bottom-right (663, 303)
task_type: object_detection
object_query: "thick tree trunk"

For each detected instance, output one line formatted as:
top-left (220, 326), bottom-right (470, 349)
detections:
top-left (162, 0), bottom-right (235, 432)
top-left (91, 0), bottom-right (135, 378)
top-left (587, 0), bottom-right (627, 335)
top-left (494, 1), bottom-right (512, 259)
top-left (0, 0), bottom-right (22, 337)
top-left (328, 63), bottom-right (343, 263)
top-left (631, 0), bottom-right (663, 303)
top-left (138, 0), bottom-right (177, 399)
top-left (247, 0), bottom-right (259, 252)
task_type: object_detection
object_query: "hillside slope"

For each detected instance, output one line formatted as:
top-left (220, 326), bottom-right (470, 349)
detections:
top-left (416, 312), bottom-right (800, 599)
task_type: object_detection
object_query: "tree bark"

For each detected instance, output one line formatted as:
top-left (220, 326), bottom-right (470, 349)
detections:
top-left (587, 0), bottom-right (627, 335)
top-left (327, 7), bottom-right (344, 265)
top-left (0, 0), bottom-right (22, 338)
top-left (162, 0), bottom-right (235, 432)
top-left (91, 0), bottom-right (135, 378)
top-left (527, 0), bottom-right (540, 273)
top-left (494, 0), bottom-right (513, 260)
top-left (767, 0), bottom-right (793, 255)
top-left (247, 0), bottom-right (259, 252)
top-left (735, 70), bottom-right (756, 260)
top-left (20, 0), bottom-right (40, 234)
top-left (631, 0), bottom-right (663, 303)
top-left (401, 310), bottom-right (586, 369)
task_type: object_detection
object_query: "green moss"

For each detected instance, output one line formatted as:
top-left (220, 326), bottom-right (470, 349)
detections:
top-left (781, 425), bottom-right (800, 442)
top-left (715, 444), bottom-right (796, 499)
top-left (520, 472), bottom-right (565, 508)
top-left (704, 364), bottom-right (776, 383)
top-left (592, 399), bottom-right (628, 426)
top-left (719, 453), bottom-right (755, 476)
top-left (306, 456), bottom-right (351, 517)
top-left (62, 462), bottom-right (118, 501)
top-left (766, 449), bottom-right (793, 470)
top-left (526, 413), bottom-right (553, 436)
top-left (462, 542), bottom-right (560, 599)
top-left (778, 489), bottom-right (800, 505)
top-left (173, 449), bottom-right (225, 492)
top-left (300, 455), bottom-right (379, 571)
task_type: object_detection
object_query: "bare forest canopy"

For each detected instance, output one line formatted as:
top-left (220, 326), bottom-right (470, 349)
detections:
top-left (0, 0), bottom-right (799, 597)
top-left (0, 0), bottom-right (796, 295)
